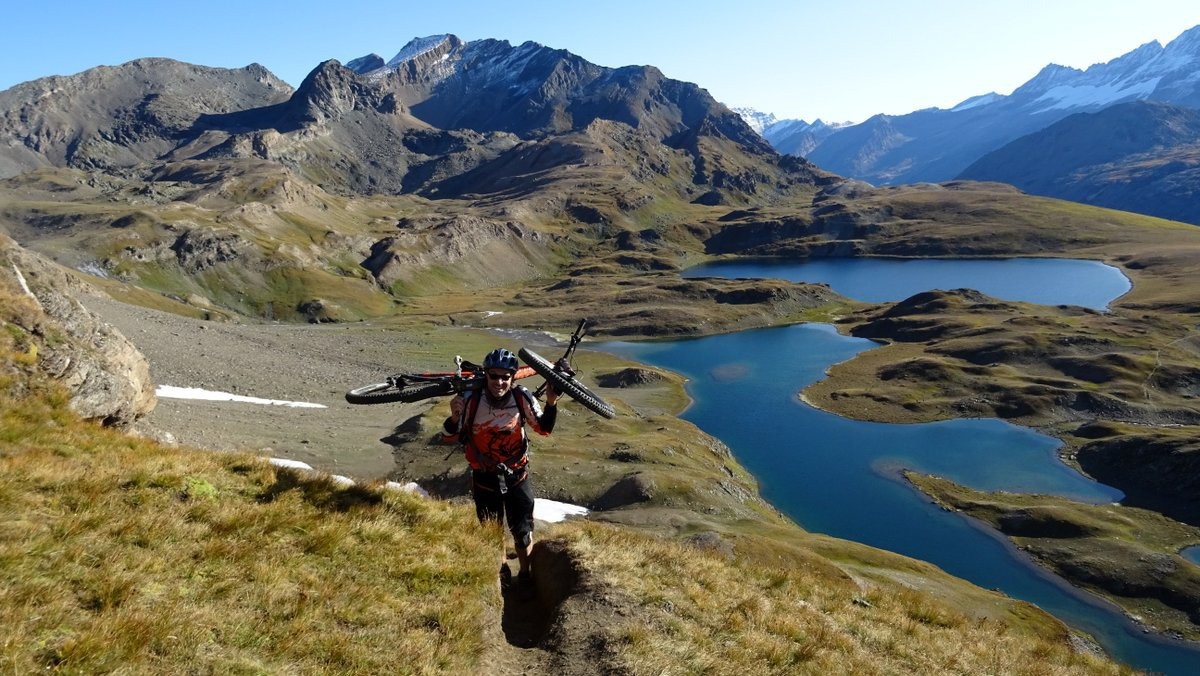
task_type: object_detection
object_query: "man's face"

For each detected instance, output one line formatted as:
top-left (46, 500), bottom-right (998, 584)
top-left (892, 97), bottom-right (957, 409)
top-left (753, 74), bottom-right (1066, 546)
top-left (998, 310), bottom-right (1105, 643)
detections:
top-left (485, 369), bottom-right (514, 399)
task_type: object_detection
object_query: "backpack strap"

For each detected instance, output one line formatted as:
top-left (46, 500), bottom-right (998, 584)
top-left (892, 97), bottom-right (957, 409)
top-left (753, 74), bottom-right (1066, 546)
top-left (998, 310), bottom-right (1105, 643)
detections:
top-left (512, 385), bottom-right (536, 425)
top-left (456, 390), bottom-right (481, 444)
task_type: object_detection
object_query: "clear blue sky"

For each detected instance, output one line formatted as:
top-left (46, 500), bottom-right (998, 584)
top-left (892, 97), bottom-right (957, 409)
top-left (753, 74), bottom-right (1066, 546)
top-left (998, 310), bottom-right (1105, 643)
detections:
top-left (3, 1), bottom-right (1197, 123)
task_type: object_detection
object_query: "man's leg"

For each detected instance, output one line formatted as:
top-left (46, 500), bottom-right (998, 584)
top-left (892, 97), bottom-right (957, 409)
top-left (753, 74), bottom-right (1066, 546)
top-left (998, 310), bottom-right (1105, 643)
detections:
top-left (471, 470), bottom-right (504, 524)
top-left (505, 474), bottom-right (536, 578)
top-left (473, 470), bottom-right (516, 587)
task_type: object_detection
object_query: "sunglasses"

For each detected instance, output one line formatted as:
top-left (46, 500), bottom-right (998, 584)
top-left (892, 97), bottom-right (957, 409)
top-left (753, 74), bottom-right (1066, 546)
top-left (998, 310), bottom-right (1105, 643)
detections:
top-left (486, 371), bottom-right (514, 381)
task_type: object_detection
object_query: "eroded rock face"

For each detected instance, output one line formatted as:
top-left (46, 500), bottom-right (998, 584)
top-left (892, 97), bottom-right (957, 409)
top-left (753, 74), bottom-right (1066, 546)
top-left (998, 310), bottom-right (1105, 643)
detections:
top-left (170, 228), bottom-right (255, 272)
top-left (1, 234), bottom-right (154, 425)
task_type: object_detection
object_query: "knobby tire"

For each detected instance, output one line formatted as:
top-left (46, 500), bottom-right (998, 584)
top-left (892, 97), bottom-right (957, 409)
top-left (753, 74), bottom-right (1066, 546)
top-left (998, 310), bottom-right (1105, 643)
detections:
top-left (517, 348), bottom-right (616, 418)
top-left (345, 380), bottom-right (450, 405)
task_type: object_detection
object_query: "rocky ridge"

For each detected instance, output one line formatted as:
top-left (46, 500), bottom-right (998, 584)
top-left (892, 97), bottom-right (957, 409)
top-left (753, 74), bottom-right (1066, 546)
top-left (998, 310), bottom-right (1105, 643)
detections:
top-left (0, 59), bottom-right (292, 178)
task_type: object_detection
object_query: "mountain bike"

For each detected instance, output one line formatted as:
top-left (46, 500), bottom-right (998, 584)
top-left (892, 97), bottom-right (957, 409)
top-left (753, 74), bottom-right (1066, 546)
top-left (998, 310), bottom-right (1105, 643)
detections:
top-left (344, 318), bottom-right (616, 418)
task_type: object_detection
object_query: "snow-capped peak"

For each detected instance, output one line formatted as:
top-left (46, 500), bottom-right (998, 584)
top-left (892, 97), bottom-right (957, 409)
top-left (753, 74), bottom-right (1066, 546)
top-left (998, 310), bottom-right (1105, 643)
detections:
top-left (732, 107), bottom-right (777, 135)
top-left (387, 34), bottom-right (455, 67)
top-left (950, 92), bottom-right (1002, 112)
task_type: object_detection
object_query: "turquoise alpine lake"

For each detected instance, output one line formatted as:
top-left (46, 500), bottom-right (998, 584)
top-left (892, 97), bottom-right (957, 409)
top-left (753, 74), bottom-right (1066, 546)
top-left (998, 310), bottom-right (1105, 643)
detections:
top-left (682, 257), bottom-right (1131, 310)
top-left (599, 258), bottom-right (1197, 673)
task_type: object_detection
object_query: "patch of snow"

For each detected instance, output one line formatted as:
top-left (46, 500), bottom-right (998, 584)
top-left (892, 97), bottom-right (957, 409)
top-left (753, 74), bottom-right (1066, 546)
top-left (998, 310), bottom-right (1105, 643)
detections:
top-left (10, 264), bottom-right (33, 299)
top-left (269, 458), bottom-right (314, 471)
top-left (732, 107), bottom-right (778, 135)
top-left (384, 480), bottom-right (431, 498)
top-left (483, 311), bottom-right (504, 318)
top-left (77, 261), bottom-right (109, 278)
top-left (387, 34), bottom-right (453, 67)
top-left (1031, 76), bottom-right (1162, 114)
top-left (950, 92), bottom-right (1002, 112)
top-left (534, 498), bottom-right (589, 523)
top-left (156, 385), bottom-right (327, 409)
top-left (764, 118), bottom-right (812, 136)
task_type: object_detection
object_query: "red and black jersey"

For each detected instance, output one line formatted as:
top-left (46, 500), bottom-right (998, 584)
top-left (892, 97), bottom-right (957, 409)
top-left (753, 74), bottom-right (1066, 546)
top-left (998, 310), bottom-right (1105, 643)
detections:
top-left (443, 385), bottom-right (555, 472)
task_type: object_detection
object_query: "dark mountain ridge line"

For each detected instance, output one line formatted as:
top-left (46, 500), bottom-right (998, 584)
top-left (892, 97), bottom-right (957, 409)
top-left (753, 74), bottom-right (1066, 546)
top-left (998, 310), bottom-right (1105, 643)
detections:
top-left (356, 34), bottom-right (773, 152)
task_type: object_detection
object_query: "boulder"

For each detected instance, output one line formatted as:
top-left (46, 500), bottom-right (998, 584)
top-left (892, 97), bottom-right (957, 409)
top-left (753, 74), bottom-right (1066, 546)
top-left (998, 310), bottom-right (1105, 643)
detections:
top-left (590, 472), bottom-right (655, 510)
top-left (1, 234), bottom-right (155, 426)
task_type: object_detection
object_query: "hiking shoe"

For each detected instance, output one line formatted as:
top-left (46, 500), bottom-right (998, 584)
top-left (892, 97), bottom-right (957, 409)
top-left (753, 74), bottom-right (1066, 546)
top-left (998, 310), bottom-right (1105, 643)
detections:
top-left (515, 571), bottom-right (535, 601)
top-left (499, 562), bottom-right (513, 590)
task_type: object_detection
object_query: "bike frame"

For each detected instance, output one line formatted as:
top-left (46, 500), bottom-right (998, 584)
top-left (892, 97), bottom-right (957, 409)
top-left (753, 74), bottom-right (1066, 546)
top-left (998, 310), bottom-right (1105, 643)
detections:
top-left (387, 318), bottom-right (591, 395)
top-left (389, 365), bottom-right (537, 390)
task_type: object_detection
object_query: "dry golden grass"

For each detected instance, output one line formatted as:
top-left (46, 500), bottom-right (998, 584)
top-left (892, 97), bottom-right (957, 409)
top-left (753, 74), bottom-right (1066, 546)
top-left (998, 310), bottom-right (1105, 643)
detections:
top-left (0, 357), bottom-right (500, 673)
top-left (546, 522), bottom-right (1128, 675)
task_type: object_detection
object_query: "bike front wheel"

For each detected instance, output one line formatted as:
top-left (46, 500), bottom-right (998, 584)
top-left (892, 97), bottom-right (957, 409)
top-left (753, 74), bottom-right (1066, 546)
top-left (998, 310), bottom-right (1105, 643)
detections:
top-left (345, 380), bottom-right (452, 405)
top-left (517, 348), bottom-right (616, 419)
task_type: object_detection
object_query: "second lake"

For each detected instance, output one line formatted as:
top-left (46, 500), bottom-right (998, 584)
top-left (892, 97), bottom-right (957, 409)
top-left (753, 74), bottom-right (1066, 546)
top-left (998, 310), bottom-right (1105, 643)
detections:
top-left (682, 256), bottom-right (1132, 310)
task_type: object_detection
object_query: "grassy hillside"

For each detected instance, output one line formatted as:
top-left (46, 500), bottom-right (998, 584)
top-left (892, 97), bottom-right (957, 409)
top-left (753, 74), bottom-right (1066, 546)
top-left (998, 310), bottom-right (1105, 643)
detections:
top-left (0, 260), bottom-right (1125, 673)
top-left (0, 398), bottom-right (1123, 674)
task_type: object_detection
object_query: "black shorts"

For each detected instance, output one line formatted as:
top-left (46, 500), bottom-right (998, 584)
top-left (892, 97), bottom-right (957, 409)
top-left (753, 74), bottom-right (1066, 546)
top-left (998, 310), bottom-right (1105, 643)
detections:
top-left (471, 469), bottom-right (534, 548)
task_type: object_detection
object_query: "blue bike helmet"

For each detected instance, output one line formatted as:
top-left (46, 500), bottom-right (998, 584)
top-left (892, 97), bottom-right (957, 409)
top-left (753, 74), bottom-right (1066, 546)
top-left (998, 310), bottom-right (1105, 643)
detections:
top-left (483, 348), bottom-right (519, 372)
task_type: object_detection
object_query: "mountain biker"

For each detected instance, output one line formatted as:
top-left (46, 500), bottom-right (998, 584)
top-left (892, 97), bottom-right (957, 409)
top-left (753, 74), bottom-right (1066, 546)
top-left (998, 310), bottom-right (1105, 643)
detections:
top-left (443, 347), bottom-right (558, 597)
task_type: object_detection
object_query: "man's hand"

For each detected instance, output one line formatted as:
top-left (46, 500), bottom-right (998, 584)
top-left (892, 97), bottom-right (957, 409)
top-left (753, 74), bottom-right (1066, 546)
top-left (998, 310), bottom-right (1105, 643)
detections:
top-left (449, 395), bottom-right (465, 422)
top-left (545, 383), bottom-right (559, 406)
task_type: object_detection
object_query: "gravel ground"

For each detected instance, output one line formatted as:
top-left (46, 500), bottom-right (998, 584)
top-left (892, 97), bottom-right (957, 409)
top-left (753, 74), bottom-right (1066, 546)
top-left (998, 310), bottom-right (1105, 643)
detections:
top-left (84, 295), bottom-right (438, 480)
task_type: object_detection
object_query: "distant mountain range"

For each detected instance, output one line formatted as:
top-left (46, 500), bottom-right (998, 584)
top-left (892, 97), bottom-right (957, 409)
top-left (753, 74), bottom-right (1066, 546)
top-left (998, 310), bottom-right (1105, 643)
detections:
top-left (959, 100), bottom-right (1200, 225)
top-left (745, 24), bottom-right (1200, 187)
top-left (734, 24), bottom-right (1200, 225)
top-left (732, 107), bottom-right (850, 157)
top-left (0, 35), bottom-right (820, 203)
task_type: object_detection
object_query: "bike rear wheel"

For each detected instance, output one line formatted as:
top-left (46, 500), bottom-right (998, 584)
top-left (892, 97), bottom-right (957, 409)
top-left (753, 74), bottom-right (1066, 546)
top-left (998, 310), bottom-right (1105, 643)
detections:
top-left (517, 348), bottom-right (616, 418)
top-left (345, 380), bottom-right (452, 405)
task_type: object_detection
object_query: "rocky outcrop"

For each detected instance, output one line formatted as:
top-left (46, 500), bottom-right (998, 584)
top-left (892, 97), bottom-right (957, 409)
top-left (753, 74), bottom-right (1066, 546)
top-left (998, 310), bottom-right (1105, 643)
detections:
top-left (1076, 432), bottom-right (1200, 527)
top-left (169, 227), bottom-right (255, 272)
top-left (591, 472), bottom-right (656, 510)
top-left (596, 367), bottom-right (665, 388)
top-left (360, 215), bottom-right (548, 291)
top-left (0, 234), bottom-right (154, 425)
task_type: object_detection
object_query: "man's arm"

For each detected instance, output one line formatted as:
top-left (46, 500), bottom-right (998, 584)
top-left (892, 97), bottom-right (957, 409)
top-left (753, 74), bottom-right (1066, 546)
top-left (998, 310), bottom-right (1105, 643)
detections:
top-left (528, 384), bottom-right (558, 435)
top-left (442, 394), bottom-right (466, 440)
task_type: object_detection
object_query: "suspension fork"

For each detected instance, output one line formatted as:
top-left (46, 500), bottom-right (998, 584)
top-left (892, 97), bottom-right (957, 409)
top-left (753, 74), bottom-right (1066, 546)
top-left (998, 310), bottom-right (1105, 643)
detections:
top-left (534, 317), bottom-right (589, 398)
top-left (559, 317), bottom-right (588, 369)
